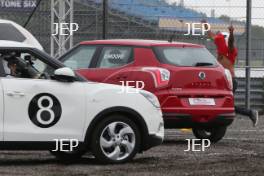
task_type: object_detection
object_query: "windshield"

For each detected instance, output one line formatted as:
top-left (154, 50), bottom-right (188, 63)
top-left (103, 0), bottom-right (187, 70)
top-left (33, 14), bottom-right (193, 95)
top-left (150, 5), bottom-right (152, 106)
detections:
top-left (154, 47), bottom-right (218, 67)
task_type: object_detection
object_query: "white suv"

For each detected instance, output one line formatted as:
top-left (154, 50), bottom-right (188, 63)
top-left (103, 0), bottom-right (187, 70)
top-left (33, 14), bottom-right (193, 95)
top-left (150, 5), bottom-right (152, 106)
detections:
top-left (0, 41), bottom-right (164, 164)
top-left (0, 20), bottom-right (43, 50)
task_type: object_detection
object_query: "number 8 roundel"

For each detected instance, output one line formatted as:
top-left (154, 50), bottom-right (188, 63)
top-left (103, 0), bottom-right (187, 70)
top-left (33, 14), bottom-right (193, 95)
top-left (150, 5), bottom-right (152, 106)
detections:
top-left (28, 93), bottom-right (62, 128)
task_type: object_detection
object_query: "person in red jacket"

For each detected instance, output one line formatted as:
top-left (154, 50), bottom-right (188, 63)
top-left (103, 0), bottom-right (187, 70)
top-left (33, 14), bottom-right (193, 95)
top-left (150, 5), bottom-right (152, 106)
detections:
top-left (203, 21), bottom-right (258, 127)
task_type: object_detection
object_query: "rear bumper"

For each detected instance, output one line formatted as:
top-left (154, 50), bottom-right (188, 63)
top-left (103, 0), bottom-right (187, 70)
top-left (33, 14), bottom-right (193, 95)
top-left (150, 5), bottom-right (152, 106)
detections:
top-left (163, 112), bottom-right (235, 128)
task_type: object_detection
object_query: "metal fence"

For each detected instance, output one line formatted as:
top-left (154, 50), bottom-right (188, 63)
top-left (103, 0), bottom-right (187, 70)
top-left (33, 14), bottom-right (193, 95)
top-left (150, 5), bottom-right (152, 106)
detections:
top-left (0, 0), bottom-right (263, 65)
top-left (1, 0), bottom-right (264, 108)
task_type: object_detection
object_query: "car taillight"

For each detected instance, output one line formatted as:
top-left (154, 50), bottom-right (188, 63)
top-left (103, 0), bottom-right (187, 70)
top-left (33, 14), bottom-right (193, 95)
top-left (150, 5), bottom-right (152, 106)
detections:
top-left (224, 69), bottom-right (233, 90)
top-left (142, 67), bottom-right (170, 88)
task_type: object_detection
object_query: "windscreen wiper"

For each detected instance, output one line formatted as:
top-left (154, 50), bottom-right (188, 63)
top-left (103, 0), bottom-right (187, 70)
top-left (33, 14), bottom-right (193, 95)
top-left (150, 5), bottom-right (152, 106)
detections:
top-left (194, 62), bottom-right (214, 67)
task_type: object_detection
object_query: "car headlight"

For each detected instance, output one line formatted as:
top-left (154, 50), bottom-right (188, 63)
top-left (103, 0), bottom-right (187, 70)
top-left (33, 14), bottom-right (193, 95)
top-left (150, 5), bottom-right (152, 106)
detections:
top-left (140, 90), bottom-right (160, 108)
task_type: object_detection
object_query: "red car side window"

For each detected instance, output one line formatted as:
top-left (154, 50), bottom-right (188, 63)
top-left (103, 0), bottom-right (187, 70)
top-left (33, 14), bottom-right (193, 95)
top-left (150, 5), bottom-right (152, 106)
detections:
top-left (97, 46), bottom-right (133, 68)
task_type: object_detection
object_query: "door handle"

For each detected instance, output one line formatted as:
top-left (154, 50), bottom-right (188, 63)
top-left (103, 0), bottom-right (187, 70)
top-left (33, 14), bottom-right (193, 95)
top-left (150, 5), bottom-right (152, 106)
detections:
top-left (6, 91), bottom-right (25, 97)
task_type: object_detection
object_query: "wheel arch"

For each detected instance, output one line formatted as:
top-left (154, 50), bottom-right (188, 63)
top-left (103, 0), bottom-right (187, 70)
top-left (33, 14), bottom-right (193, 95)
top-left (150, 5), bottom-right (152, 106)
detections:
top-left (84, 106), bottom-right (149, 152)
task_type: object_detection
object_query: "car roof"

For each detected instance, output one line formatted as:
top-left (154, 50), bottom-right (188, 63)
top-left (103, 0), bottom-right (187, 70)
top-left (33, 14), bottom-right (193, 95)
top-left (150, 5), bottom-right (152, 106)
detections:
top-left (0, 40), bottom-right (36, 48)
top-left (0, 19), bottom-right (12, 23)
top-left (0, 19), bottom-right (44, 51)
top-left (80, 39), bottom-right (204, 48)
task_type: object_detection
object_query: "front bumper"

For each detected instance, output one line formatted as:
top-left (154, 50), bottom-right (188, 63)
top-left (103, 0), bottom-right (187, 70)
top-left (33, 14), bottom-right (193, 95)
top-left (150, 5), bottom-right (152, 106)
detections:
top-left (142, 133), bottom-right (164, 151)
top-left (163, 112), bottom-right (236, 128)
top-left (141, 120), bottom-right (164, 151)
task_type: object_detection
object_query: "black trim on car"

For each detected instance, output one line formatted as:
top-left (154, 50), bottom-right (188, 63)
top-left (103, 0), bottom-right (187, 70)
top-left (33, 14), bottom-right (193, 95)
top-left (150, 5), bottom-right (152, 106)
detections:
top-left (144, 134), bottom-right (163, 151)
top-left (163, 113), bottom-right (235, 128)
top-left (90, 46), bottom-right (103, 68)
top-left (0, 141), bottom-right (85, 150)
top-left (151, 46), bottom-right (163, 63)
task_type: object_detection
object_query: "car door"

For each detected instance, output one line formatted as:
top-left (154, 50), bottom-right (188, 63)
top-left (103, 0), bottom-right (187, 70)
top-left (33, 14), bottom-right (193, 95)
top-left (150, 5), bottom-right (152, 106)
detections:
top-left (64, 45), bottom-right (134, 85)
top-left (88, 46), bottom-right (134, 84)
top-left (0, 49), bottom-right (86, 142)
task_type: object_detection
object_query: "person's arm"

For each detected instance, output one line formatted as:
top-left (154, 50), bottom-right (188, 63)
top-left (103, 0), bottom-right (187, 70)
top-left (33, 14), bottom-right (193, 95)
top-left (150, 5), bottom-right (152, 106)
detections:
top-left (202, 20), bottom-right (216, 39)
top-left (228, 25), bottom-right (235, 51)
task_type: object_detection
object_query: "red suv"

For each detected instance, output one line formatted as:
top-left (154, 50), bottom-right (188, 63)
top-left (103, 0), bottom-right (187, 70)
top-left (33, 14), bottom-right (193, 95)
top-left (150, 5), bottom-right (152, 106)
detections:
top-left (60, 39), bottom-right (235, 142)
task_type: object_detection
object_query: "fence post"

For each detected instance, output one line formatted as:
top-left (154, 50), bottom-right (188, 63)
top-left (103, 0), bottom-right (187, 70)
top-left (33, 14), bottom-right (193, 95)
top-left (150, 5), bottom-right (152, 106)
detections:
top-left (245, 0), bottom-right (252, 109)
top-left (102, 0), bottom-right (108, 39)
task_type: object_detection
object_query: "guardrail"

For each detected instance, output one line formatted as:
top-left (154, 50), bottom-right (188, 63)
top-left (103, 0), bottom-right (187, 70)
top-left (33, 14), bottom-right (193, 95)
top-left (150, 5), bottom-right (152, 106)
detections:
top-left (235, 67), bottom-right (264, 114)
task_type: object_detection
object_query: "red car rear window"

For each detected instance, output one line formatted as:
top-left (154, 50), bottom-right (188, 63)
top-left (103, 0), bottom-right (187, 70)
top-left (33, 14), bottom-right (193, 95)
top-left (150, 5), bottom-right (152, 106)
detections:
top-left (154, 47), bottom-right (217, 67)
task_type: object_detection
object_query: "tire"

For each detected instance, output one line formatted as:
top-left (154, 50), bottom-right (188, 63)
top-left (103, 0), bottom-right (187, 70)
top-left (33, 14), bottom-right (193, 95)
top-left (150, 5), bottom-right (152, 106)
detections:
top-left (50, 148), bottom-right (86, 162)
top-left (91, 114), bottom-right (141, 164)
top-left (192, 126), bottom-right (227, 143)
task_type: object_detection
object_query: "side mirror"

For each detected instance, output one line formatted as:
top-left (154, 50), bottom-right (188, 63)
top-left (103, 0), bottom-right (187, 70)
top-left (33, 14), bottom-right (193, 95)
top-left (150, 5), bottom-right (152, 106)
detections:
top-left (54, 67), bottom-right (76, 82)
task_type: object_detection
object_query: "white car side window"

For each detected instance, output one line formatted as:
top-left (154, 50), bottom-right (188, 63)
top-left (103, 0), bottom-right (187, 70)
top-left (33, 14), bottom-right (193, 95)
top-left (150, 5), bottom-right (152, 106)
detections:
top-left (0, 51), bottom-right (55, 79)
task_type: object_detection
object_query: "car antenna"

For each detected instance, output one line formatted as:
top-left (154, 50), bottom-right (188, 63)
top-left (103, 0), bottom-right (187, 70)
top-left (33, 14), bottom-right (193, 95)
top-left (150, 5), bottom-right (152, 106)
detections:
top-left (168, 31), bottom-right (177, 43)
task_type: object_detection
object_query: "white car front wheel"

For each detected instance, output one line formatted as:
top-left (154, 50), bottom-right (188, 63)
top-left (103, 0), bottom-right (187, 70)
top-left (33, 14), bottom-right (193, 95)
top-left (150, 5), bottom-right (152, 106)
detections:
top-left (91, 115), bottom-right (141, 164)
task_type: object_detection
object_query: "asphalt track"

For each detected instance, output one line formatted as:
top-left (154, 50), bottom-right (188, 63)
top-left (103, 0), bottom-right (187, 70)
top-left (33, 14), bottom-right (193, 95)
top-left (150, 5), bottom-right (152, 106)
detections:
top-left (0, 115), bottom-right (263, 176)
